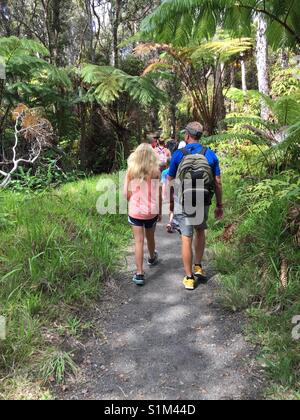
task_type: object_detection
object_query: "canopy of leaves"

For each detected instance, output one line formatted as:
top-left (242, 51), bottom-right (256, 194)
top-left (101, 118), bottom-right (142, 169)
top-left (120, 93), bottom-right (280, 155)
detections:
top-left (141, 0), bottom-right (300, 48)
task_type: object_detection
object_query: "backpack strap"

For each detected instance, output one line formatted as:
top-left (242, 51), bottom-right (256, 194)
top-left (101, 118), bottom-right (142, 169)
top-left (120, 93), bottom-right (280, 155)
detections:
top-left (180, 147), bottom-right (191, 157)
top-left (200, 146), bottom-right (207, 156)
top-left (181, 146), bottom-right (207, 156)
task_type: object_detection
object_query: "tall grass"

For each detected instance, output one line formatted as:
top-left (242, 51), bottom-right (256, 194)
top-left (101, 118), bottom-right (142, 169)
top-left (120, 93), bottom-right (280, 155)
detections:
top-left (0, 175), bottom-right (131, 399)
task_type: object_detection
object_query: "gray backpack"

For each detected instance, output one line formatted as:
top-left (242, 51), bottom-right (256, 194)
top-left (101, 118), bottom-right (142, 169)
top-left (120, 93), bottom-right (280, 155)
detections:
top-left (176, 147), bottom-right (215, 208)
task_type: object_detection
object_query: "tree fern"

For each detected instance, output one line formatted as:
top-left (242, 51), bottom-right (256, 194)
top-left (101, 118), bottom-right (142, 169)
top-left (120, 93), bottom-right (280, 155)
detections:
top-left (191, 37), bottom-right (253, 62)
top-left (261, 95), bottom-right (300, 126)
top-left (44, 67), bottom-right (73, 89)
top-left (6, 55), bottom-right (50, 79)
top-left (141, 0), bottom-right (300, 48)
top-left (81, 64), bottom-right (165, 106)
top-left (0, 36), bottom-right (49, 59)
top-left (204, 131), bottom-right (271, 146)
top-left (0, 37), bottom-right (51, 81)
top-left (208, 94), bottom-right (300, 168)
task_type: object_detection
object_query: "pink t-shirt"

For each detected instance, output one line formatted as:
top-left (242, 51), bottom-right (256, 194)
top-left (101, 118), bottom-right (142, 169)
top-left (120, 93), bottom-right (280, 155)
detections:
top-left (125, 175), bottom-right (160, 220)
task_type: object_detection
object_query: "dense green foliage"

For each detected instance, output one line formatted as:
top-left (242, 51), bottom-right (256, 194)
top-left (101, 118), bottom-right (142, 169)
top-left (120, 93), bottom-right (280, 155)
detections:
top-left (206, 142), bottom-right (300, 399)
top-left (142, 0), bottom-right (300, 47)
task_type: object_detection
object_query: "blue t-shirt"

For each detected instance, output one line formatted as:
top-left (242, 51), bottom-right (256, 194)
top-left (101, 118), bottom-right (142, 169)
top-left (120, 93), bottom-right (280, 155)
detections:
top-left (161, 168), bottom-right (169, 184)
top-left (168, 144), bottom-right (221, 178)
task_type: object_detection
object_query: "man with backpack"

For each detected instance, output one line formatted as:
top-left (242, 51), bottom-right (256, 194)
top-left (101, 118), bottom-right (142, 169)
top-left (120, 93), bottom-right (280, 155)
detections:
top-left (168, 122), bottom-right (224, 290)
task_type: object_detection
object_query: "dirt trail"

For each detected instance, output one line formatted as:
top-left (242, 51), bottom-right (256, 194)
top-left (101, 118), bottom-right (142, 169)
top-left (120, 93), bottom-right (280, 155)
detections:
top-left (61, 219), bottom-right (264, 400)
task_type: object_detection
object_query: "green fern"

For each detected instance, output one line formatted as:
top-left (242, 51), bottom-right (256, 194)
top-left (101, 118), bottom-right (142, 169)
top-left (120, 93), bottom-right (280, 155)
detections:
top-left (7, 55), bottom-right (50, 79)
top-left (0, 36), bottom-right (49, 59)
top-left (207, 94), bottom-right (300, 168)
top-left (141, 0), bottom-right (300, 48)
top-left (192, 37), bottom-right (253, 62)
top-left (205, 131), bottom-right (269, 146)
top-left (0, 37), bottom-right (50, 80)
top-left (44, 67), bottom-right (73, 89)
top-left (262, 95), bottom-right (300, 126)
top-left (225, 116), bottom-right (279, 132)
top-left (81, 64), bottom-right (165, 106)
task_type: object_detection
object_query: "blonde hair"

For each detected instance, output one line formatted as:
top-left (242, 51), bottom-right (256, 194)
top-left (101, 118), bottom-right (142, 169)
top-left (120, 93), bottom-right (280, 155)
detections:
top-left (127, 143), bottom-right (160, 181)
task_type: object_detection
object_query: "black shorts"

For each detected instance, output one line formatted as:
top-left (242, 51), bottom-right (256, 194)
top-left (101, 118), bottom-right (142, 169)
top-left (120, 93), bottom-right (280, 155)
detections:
top-left (128, 216), bottom-right (158, 229)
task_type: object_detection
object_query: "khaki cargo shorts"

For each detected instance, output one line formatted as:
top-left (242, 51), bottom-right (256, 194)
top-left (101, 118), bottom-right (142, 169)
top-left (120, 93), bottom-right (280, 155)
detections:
top-left (175, 206), bottom-right (210, 237)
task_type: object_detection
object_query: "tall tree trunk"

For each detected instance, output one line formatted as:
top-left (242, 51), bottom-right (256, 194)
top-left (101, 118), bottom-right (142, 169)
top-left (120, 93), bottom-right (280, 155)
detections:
top-left (240, 53), bottom-right (248, 92)
top-left (230, 66), bottom-right (236, 112)
top-left (0, 0), bottom-right (11, 35)
top-left (51, 0), bottom-right (61, 65)
top-left (85, 0), bottom-right (96, 63)
top-left (111, 0), bottom-right (122, 68)
top-left (42, 0), bottom-right (62, 65)
top-left (170, 102), bottom-right (177, 138)
top-left (256, 14), bottom-right (270, 120)
top-left (215, 63), bottom-right (226, 131)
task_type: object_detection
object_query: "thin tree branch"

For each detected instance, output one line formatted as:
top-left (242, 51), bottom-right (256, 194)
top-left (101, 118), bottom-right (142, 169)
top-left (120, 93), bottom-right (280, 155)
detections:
top-left (238, 3), bottom-right (300, 44)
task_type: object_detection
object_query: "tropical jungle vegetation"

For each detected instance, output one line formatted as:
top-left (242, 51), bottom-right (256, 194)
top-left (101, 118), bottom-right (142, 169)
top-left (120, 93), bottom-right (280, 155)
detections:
top-left (0, 0), bottom-right (299, 400)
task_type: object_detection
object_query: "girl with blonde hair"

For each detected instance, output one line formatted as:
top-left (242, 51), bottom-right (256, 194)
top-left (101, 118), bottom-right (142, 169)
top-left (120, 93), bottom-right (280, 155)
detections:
top-left (124, 143), bottom-right (162, 286)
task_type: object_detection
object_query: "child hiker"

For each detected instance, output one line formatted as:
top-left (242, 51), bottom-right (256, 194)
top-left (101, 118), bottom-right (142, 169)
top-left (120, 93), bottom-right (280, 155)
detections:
top-left (124, 144), bottom-right (162, 286)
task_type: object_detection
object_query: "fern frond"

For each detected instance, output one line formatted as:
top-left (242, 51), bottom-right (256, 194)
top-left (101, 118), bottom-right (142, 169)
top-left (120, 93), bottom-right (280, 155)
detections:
top-left (140, 0), bottom-right (300, 48)
top-left (261, 94), bottom-right (300, 126)
top-left (0, 36), bottom-right (49, 60)
top-left (225, 116), bottom-right (279, 131)
top-left (192, 37), bottom-right (253, 61)
top-left (225, 87), bottom-right (260, 103)
top-left (204, 132), bottom-right (270, 146)
top-left (143, 62), bottom-right (172, 75)
top-left (45, 67), bottom-right (72, 89)
top-left (81, 64), bottom-right (165, 106)
top-left (6, 55), bottom-right (50, 78)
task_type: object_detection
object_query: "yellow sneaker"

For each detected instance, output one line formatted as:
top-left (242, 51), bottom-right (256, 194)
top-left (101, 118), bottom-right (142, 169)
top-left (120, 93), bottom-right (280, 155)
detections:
top-left (194, 264), bottom-right (207, 281)
top-left (183, 276), bottom-right (196, 290)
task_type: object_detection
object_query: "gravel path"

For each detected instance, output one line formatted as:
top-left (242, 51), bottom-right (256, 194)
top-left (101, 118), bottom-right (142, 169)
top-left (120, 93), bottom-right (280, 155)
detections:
top-left (61, 219), bottom-right (264, 400)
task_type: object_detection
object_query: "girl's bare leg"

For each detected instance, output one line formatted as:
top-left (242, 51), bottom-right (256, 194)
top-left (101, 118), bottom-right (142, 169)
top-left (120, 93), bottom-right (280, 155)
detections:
top-left (132, 226), bottom-right (145, 274)
top-left (145, 226), bottom-right (156, 259)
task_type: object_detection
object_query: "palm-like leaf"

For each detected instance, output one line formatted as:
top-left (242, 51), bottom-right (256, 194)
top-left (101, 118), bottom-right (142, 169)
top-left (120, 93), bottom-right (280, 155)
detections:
top-left (81, 64), bottom-right (165, 106)
top-left (45, 67), bottom-right (73, 89)
top-left (0, 37), bottom-right (50, 81)
top-left (0, 36), bottom-right (49, 59)
top-left (192, 37), bottom-right (253, 62)
top-left (6, 55), bottom-right (50, 78)
top-left (208, 93), bottom-right (300, 165)
top-left (143, 62), bottom-right (173, 75)
top-left (262, 95), bottom-right (300, 126)
top-left (141, 0), bottom-right (300, 48)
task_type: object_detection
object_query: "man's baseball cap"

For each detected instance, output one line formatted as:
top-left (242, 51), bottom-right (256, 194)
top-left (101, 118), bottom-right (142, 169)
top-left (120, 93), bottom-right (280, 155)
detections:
top-left (181, 122), bottom-right (203, 138)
